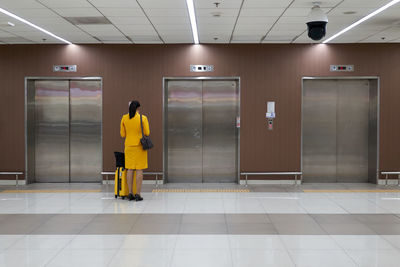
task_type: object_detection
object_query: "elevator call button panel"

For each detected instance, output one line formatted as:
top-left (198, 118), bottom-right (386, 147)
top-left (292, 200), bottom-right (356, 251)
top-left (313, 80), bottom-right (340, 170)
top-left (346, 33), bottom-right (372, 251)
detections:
top-left (53, 65), bottom-right (77, 72)
top-left (330, 65), bottom-right (354, 72)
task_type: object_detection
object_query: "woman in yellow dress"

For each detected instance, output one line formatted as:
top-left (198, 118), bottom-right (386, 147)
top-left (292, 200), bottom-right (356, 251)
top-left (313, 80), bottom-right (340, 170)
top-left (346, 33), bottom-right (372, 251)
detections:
top-left (120, 100), bottom-right (150, 201)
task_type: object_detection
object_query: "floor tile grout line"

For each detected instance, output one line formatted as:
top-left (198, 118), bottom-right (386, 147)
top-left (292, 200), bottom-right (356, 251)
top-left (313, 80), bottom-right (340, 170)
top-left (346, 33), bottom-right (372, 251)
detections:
top-left (138, 196), bottom-right (150, 214)
top-left (226, 235), bottom-right (235, 267)
top-left (2, 234), bottom-right (25, 250)
top-left (258, 194), bottom-right (269, 216)
top-left (51, 192), bottom-right (94, 214)
top-left (43, 234), bottom-right (77, 267)
top-left (260, 198), bottom-right (281, 236)
top-left (223, 211), bottom-right (235, 266)
top-left (101, 198), bottom-right (118, 213)
top-left (276, 234), bottom-right (298, 267)
top-left (128, 213), bottom-right (144, 235)
top-left (74, 213), bottom-right (100, 235)
top-left (381, 235), bottom-right (400, 251)
top-left (328, 234), bottom-right (361, 266)
top-left (105, 234), bottom-right (129, 267)
top-left (66, 192), bottom-right (90, 206)
top-left (167, 234), bottom-right (179, 267)
top-left (366, 197), bottom-right (394, 214)
top-left (25, 214), bottom-right (58, 235)
top-left (329, 198), bottom-right (353, 215)
top-left (181, 193), bottom-right (189, 217)
top-left (309, 213), bottom-right (332, 236)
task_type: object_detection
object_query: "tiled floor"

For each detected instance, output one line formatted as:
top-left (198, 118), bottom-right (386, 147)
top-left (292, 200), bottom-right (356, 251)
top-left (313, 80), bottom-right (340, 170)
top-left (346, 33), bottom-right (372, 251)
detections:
top-left (2, 187), bottom-right (400, 214)
top-left (3, 213), bottom-right (400, 235)
top-left (2, 234), bottom-right (400, 266)
top-left (1, 183), bottom-right (400, 266)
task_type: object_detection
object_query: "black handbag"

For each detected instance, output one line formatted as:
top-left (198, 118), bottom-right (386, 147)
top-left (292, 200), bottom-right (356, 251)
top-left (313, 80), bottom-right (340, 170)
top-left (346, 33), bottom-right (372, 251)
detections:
top-left (140, 114), bottom-right (153, 150)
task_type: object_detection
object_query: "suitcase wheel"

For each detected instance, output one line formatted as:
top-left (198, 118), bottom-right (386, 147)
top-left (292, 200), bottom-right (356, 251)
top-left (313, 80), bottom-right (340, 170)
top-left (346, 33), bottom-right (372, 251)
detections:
top-left (115, 195), bottom-right (117, 199)
top-left (122, 196), bottom-right (125, 200)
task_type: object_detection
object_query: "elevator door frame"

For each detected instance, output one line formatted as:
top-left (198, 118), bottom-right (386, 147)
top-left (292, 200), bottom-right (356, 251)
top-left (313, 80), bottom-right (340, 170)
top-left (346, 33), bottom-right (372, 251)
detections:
top-left (24, 77), bottom-right (103, 184)
top-left (301, 76), bottom-right (380, 184)
top-left (163, 77), bottom-right (241, 184)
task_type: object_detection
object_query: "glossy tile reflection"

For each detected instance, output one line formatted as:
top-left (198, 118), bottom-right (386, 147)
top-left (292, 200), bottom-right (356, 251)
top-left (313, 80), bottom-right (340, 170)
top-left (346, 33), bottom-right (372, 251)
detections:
top-left (0, 183), bottom-right (400, 266)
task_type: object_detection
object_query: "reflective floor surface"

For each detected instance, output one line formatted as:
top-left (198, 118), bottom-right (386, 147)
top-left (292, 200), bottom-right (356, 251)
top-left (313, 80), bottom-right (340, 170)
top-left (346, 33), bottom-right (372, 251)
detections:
top-left (1, 183), bottom-right (400, 266)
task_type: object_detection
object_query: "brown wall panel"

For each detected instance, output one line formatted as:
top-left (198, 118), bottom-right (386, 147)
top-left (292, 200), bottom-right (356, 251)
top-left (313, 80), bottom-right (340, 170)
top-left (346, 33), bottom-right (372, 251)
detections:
top-left (0, 44), bottom-right (399, 181)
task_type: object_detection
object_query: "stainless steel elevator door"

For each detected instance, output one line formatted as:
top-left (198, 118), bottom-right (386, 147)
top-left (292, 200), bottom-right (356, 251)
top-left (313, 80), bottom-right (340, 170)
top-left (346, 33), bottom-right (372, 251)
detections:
top-left (202, 81), bottom-right (238, 183)
top-left (302, 80), bottom-right (337, 182)
top-left (34, 81), bottom-right (70, 182)
top-left (32, 79), bottom-right (102, 183)
top-left (70, 80), bottom-right (102, 182)
top-left (167, 81), bottom-right (203, 183)
top-left (165, 79), bottom-right (239, 183)
top-left (336, 80), bottom-right (369, 182)
top-left (302, 79), bottom-right (370, 183)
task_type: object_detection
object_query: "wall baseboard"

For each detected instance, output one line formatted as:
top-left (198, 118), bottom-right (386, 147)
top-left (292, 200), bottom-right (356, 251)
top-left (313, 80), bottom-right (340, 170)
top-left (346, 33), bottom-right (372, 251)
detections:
top-left (103, 179), bottom-right (298, 185)
top-left (239, 179), bottom-right (300, 185)
top-left (102, 180), bottom-right (164, 185)
top-left (1, 179), bottom-right (387, 186)
top-left (0, 180), bottom-right (27, 185)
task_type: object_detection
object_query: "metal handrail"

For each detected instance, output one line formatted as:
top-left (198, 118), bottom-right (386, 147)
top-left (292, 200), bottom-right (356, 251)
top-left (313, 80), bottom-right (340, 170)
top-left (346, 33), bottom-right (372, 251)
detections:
top-left (101, 171), bottom-right (163, 187)
top-left (381, 171), bottom-right (400, 186)
top-left (240, 172), bottom-right (303, 186)
top-left (0, 172), bottom-right (24, 188)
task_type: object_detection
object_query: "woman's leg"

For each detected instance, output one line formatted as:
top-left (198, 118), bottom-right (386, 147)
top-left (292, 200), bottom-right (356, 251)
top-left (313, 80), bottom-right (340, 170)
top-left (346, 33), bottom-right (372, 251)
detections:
top-left (127, 169), bottom-right (134, 194)
top-left (136, 169), bottom-right (143, 195)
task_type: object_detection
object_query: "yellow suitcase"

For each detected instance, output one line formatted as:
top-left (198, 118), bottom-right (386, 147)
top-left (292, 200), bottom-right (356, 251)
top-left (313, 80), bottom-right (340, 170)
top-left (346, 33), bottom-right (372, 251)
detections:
top-left (114, 167), bottom-right (136, 199)
top-left (115, 167), bottom-right (128, 199)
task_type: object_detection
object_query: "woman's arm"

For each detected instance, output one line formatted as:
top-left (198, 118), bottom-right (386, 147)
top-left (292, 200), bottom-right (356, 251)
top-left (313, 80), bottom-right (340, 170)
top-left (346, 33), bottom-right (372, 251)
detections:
top-left (144, 116), bottom-right (150, 136)
top-left (120, 117), bottom-right (126, 138)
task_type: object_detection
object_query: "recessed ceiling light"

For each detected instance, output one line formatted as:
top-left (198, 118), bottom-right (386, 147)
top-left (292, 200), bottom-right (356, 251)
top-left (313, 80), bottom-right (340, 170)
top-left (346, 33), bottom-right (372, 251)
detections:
top-left (343, 11), bottom-right (356, 15)
top-left (323, 0), bottom-right (400, 43)
top-left (0, 21), bottom-right (15, 27)
top-left (186, 0), bottom-right (199, 44)
top-left (0, 7), bottom-right (72, 44)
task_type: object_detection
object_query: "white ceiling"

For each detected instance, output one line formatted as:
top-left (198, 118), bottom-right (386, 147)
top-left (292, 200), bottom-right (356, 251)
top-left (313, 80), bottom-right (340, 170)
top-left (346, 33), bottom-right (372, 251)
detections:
top-left (0, 0), bottom-right (399, 44)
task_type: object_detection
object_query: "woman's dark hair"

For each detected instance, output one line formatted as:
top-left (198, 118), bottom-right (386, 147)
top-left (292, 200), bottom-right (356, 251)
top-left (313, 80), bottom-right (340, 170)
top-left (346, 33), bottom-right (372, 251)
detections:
top-left (129, 100), bottom-right (140, 119)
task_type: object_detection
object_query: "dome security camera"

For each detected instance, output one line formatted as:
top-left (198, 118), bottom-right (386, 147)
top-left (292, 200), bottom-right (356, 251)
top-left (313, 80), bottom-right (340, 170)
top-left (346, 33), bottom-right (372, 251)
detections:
top-left (306, 3), bottom-right (328, 41)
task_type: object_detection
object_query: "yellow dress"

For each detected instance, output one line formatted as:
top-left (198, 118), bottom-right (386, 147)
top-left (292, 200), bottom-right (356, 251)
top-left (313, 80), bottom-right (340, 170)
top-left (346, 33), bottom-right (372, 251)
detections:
top-left (120, 112), bottom-right (150, 170)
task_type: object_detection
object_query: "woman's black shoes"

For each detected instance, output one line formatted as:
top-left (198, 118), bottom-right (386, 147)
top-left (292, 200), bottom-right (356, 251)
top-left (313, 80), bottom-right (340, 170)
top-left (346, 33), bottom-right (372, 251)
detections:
top-left (126, 193), bottom-right (143, 201)
top-left (135, 194), bottom-right (143, 201)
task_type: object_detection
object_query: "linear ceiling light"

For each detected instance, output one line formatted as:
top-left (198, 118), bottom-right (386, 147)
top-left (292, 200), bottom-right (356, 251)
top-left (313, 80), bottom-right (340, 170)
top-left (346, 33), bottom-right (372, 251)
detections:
top-left (0, 7), bottom-right (72, 44)
top-left (186, 0), bottom-right (199, 44)
top-left (323, 0), bottom-right (400, 43)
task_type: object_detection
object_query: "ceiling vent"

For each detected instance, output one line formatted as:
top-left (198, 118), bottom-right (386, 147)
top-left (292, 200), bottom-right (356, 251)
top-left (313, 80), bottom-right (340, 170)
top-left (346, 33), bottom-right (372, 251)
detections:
top-left (211, 12), bottom-right (222, 17)
top-left (343, 11), bottom-right (357, 15)
top-left (64, 16), bottom-right (111, 25)
top-left (263, 36), bottom-right (294, 42)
